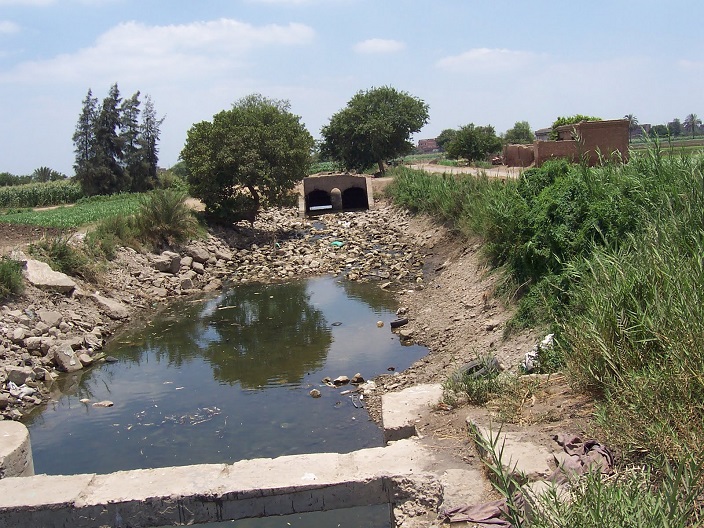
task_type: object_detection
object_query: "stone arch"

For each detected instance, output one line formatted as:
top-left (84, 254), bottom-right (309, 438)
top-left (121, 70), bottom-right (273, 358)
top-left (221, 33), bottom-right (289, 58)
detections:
top-left (306, 189), bottom-right (332, 212)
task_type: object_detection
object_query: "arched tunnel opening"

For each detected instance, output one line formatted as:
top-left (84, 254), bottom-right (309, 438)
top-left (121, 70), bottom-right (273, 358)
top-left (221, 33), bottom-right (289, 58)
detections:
top-left (342, 187), bottom-right (369, 210)
top-left (306, 189), bottom-right (332, 212)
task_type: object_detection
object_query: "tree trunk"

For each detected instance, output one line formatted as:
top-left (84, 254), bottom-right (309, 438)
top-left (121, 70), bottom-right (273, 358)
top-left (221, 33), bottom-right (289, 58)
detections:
top-left (377, 160), bottom-right (385, 175)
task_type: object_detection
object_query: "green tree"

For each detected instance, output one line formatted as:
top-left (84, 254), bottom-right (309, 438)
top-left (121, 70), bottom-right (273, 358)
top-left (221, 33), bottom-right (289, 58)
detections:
top-left (683, 113), bottom-right (702, 139)
top-left (650, 124), bottom-right (669, 138)
top-left (436, 128), bottom-right (458, 151)
top-left (180, 94), bottom-right (314, 225)
top-left (120, 91), bottom-right (143, 192)
top-left (549, 114), bottom-right (601, 140)
top-left (668, 118), bottom-right (683, 137)
top-left (320, 86), bottom-right (429, 174)
top-left (73, 88), bottom-right (98, 182)
top-left (503, 121), bottom-right (534, 144)
top-left (138, 94), bottom-right (165, 191)
top-left (445, 124), bottom-right (502, 162)
top-left (31, 167), bottom-right (65, 182)
top-left (624, 113), bottom-right (639, 142)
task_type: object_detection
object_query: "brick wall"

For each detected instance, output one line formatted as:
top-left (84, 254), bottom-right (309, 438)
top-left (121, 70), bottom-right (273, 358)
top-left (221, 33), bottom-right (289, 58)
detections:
top-left (503, 144), bottom-right (535, 167)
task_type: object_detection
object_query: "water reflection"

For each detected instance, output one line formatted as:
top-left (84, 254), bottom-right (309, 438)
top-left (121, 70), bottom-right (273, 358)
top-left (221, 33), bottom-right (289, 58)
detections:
top-left (26, 276), bottom-right (428, 476)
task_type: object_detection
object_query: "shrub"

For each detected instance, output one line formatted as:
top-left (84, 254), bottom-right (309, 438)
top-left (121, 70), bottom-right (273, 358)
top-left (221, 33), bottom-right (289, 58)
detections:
top-left (0, 257), bottom-right (24, 297)
top-left (29, 236), bottom-right (96, 281)
top-left (133, 189), bottom-right (200, 249)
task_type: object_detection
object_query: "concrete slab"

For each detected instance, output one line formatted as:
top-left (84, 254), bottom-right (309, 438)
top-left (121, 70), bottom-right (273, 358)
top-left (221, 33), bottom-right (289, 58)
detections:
top-left (382, 384), bottom-right (443, 442)
top-left (0, 439), bottom-right (443, 528)
top-left (467, 419), bottom-right (553, 482)
top-left (0, 421), bottom-right (34, 478)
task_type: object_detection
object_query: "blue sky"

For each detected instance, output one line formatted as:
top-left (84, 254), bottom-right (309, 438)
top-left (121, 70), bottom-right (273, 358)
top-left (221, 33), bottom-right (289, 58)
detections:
top-left (1, 0), bottom-right (703, 176)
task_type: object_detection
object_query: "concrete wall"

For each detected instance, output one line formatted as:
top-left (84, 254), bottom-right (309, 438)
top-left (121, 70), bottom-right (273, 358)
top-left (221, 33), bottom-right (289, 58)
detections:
top-left (0, 439), bottom-right (442, 528)
top-left (302, 174), bottom-right (374, 214)
top-left (0, 422), bottom-right (34, 479)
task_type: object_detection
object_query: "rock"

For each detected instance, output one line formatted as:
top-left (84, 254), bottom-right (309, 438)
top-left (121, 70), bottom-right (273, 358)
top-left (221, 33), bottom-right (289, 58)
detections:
top-left (11, 327), bottom-right (27, 344)
top-left (37, 309), bottom-right (63, 328)
top-left (83, 333), bottom-right (102, 351)
top-left (152, 253), bottom-right (181, 274)
top-left (92, 400), bottom-right (114, 407)
top-left (79, 398), bottom-right (91, 404)
top-left (351, 373), bottom-right (365, 384)
top-left (23, 259), bottom-right (76, 293)
top-left (24, 336), bottom-right (42, 351)
top-left (376, 321), bottom-right (384, 328)
top-left (203, 279), bottom-right (222, 292)
top-left (6, 366), bottom-right (34, 385)
top-left (399, 328), bottom-right (415, 340)
top-left (104, 356), bottom-right (119, 363)
top-left (309, 389), bottom-right (321, 398)
top-left (53, 343), bottom-right (83, 373)
top-left (187, 246), bottom-right (210, 263)
top-left (78, 353), bottom-right (93, 367)
top-left (90, 294), bottom-right (129, 320)
top-left (180, 278), bottom-right (194, 290)
top-left (192, 262), bottom-right (205, 275)
top-left (333, 375), bottom-right (350, 386)
top-left (0, 393), bottom-right (8, 410)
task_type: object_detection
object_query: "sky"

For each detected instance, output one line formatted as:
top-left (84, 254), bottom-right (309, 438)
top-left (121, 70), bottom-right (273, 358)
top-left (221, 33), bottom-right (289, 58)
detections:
top-left (1, 0), bottom-right (703, 176)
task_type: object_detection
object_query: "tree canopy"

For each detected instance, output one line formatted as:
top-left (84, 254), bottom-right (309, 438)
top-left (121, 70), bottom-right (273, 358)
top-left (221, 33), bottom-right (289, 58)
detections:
top-left (73, 84), bottom-right (164, 196)
top-left (435, 128), bottom-right (458, 151)
top-left (445, 124), bottom-right (502, 162)
top-left (549, 114), bottom-right (601, 140)
top-left (320, 86), bottom-right (429, 174)
top-left (180, 94), bottom-right (314, 225)
top-left (503, 121), bottom-right (534, 145)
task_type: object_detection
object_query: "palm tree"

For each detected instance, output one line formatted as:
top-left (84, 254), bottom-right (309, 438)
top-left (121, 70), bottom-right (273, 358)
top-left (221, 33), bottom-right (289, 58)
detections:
top-left (684, 113), bottom-right (702, 139)
top-left (624, 114), bottom-right (639, 142)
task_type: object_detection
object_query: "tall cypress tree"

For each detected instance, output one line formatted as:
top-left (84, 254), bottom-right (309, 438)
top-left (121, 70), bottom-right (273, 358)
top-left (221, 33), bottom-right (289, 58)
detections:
top-left (120, 91), bottom-right (146, 192)
top-left (139, 94), bottom-right (165, 191)
top-left (72, 89), bottom-right (98, 185)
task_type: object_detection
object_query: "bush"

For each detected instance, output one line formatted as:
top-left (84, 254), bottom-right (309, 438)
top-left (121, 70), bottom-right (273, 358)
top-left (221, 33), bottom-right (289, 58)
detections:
top-left (29, 236), bottom-right (97, 281)
top-left (0, 257), bottom-right (24, 297)
top-left (133, 189), bottom-right (200, 249)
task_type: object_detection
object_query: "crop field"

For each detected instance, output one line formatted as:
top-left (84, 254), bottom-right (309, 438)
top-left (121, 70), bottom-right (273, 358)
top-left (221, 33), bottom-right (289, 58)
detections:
top-left (0, 193), bottom-right (144, 228)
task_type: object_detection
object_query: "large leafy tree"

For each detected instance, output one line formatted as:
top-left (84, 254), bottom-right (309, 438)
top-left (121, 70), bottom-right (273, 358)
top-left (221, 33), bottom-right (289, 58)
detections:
top-left (436, 128), bottom-right (458, 152)
top-left (668, 118), bottom-right (683, 137)
top-left (73, 89), bottom-right (98, 181)
top-left (320, 86), bottom-right (429, 174)
top-left (180, 94), bottom-right (314, 225)
top-left (684, 113), bottom-right (702, 139)
top-left (445, 124), bottom-right (502, 162)
top-left (503, 121), bottom-right (534, 144)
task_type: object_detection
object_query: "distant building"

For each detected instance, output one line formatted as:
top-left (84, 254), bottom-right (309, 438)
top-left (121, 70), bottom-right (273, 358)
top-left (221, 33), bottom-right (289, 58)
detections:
top-left (534, 128), bottom-right (551, 141)
top-left (417, 138), bottom-right (439, 153)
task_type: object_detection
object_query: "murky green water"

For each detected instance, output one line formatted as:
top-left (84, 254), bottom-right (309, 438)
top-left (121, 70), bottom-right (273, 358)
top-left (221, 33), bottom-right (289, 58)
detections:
top-left (26, 276), bottom-right (425, 527)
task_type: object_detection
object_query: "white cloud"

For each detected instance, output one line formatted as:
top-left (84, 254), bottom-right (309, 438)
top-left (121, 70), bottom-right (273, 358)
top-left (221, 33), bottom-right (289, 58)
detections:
top-left (436, 48), bottom-right (543, 74)
top-left (0, 20), bottom-right (20, 34)
top-left (2, 18), bottom-right (315, 84)
top-left (353, 38), bottom-right (405, 54)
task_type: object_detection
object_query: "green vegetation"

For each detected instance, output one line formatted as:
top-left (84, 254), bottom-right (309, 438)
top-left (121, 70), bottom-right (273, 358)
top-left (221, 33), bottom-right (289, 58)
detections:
top-left (0, 193), bottom-right (143, 228)
top-left (133, 189), bottom-right (200, 249)
top-left (181, 94), bottom-right (314, 225)
top-left (503, 120), bottom-right (534, 144)
top-left (74, 84), bottom-right (164, 196)
top-left (549, 114), bottom-right (601, 140)
top-left (320, 86), bottom-right (429, 174)
top-left (0, 257), bottom-right (24, 298)
top-left (387, 145), bottom-right (704, 470)
top-left (0, 179), bottom-right (83, 208)
top-left (476, 428), bottom-right (702, 528)
top-left (29, 236), bottom-right (97, 281)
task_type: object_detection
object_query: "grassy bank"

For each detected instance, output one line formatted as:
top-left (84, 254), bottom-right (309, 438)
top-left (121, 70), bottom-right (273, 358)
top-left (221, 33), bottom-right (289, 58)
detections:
top-left (386, 147), bottom-right (704, 468)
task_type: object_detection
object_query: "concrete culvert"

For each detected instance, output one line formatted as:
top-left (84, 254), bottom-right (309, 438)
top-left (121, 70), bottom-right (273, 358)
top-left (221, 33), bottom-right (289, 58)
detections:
top-left (306, 189), bottom-right (332, 212)
top-left (342, 187), bottom-right (369, 210)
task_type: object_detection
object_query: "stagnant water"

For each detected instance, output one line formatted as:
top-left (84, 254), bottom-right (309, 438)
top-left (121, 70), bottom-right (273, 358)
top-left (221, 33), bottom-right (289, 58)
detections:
top-left (25, 275), bottom-right (428, 526)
